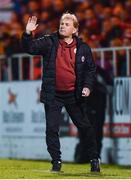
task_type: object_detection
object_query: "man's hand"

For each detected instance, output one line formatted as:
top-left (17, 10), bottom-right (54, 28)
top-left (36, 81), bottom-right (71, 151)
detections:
top-left (82, 87), bottom-right (90, 97)
top-left (26, 16), bottom-right (38, 34)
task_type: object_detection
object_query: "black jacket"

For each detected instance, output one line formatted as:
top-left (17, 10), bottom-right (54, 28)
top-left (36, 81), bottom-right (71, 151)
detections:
top-left (21, 32), bottom-right (96, 104)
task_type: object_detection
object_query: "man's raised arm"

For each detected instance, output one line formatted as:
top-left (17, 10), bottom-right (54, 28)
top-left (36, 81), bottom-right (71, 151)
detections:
top-left (21, 16), bottom-right (50, 55)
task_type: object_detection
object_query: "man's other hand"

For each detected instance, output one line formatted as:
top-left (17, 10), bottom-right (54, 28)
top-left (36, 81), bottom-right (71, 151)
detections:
top-left (82, 87), bottom-right (90, 97)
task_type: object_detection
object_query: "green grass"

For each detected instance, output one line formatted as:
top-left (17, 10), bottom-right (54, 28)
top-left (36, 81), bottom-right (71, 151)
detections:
top-left (0, 159), bottom-right (131, 179)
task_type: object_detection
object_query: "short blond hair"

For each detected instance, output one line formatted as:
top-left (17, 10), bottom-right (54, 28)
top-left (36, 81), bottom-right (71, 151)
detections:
top-left (60, 12), bottom-right (79, 30)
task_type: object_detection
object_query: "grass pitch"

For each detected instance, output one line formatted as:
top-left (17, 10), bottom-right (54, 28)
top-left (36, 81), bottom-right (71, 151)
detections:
top-left (0, 159), bottom-right (131, 179)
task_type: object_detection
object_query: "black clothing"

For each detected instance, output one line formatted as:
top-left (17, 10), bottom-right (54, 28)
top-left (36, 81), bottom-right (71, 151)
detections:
top-left (21, 32), bottom-right (96, 104)
top-left (75, 66), bottom-right (113, 162)
top-left (45, 91), bottom-right (98, 162)
top-left (87, 66), bottom-right (113, 156)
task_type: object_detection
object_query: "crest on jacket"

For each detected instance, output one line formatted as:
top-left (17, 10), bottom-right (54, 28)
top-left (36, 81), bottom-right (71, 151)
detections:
top-left (81, 56), bottom-right (85, 62)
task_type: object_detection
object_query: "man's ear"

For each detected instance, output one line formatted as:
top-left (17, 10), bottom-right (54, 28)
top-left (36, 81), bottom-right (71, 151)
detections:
top-left (73, 28), bottom-right (77, 35)
top-left (73, 28), bottom-right (78, 35)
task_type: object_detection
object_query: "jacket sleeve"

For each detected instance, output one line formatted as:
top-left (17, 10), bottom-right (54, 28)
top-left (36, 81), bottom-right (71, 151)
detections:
top-left (21, 32), bottom-right (51, 55)
top-left (83, 45), bottom-right (96, 91)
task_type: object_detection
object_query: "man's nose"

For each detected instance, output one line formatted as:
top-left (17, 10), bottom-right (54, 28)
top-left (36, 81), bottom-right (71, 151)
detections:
top-left (61, 24), bottom-right (65, 28)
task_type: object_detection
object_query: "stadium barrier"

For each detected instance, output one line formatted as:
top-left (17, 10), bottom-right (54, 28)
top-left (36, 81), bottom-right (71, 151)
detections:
top-left (0, 46), bottom-right (131, 81)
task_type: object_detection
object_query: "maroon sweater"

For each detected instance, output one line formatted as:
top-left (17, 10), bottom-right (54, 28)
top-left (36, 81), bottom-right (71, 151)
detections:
top-left (56, 39), bottom-right (77, 91)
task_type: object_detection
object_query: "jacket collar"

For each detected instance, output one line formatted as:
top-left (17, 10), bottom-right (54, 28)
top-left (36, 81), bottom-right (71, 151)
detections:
top-left (50, 31), bottom-right (84, 48)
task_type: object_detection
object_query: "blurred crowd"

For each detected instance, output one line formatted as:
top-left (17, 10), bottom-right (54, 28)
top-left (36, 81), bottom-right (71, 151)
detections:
top-left (1, 0), bottom-right (131, 55)
top-left (1, 0), bottom-right (131, 80)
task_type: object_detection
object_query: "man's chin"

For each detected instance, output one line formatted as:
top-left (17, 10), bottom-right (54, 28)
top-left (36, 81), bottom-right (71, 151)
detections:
top-left (59, 33), bottom-right (66, 38)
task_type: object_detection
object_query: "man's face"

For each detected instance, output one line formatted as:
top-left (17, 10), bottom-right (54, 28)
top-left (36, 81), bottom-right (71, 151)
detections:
top-left (59, 18), bottom-right (77, 37)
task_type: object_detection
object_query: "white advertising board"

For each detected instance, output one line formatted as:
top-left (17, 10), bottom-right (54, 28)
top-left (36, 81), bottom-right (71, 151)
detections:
top-left (110, 78), bottom-right (131, 165)
top-left (0, 81), bottom-right (78, 161)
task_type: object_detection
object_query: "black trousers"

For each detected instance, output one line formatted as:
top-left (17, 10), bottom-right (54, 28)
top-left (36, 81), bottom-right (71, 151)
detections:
top-left (87, 91), bottom-right (106, 156)
top-left (44, 91), bottom-right (98, 162)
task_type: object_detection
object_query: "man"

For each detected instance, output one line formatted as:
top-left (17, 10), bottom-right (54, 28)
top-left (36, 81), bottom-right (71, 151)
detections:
top-left (21, 13), bottom-right (100, 172)
top-left (75, 65), bottom-right (113, 163)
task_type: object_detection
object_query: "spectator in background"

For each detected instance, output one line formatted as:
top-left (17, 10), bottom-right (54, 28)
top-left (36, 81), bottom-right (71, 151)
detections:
top-left (0, 24), bottom-right (10, 81)
top-left (109, 16), bottom-right (123, 39)
top-left (0, 32), bottom-right (10, 81)
top-left (93, 2), bottom-right (105, 20)
top-left (4, 22), bottom-right (23, 55)
top-left (101, 7), bottom-right (112, 20)
top-left (0, 23), bottom-right (8, 54)
top-left (52, 0), bottom-right (65, 17)
top-left (64, 0), bottom-right (75, 12)
top-left (110, 38), bottom-right (126, 76)
top-left (123, 28), bottom-right (131, 46)
top-left (85, 8), bottom-right (100, 35)
top-left (27, 0), bottom-right (40, 14)
top-left (79, 28), bottom-right (89, 43)
top-left (10, 11), bottom-right (21, 23)
top-left (125, 0), bottom-right (131, 18)
top-left (4, 22), bottom-right (24, 80)
top-left (41, 0), bottom-right (52, 11)
top-left (100, 19), bottom-right (113, 47)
